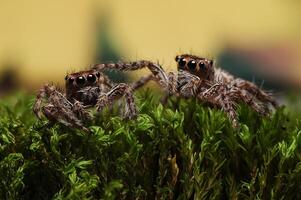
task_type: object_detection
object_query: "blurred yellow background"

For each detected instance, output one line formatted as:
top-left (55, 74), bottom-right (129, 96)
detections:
top-left (0, 0), bottom-right (300, 90)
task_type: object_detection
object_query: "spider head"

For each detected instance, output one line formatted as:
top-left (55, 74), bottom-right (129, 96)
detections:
top-left (175, 54), bottom-right (214, 81)
top-left (65, 70), bottom-right (101, 89)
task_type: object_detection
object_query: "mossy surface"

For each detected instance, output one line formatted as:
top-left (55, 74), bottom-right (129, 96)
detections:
top-left (0, 91), bottom-right (301, 199)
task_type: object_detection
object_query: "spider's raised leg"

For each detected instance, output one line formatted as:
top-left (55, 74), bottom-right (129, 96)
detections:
top-left (131, 74), bottom-right (155, 90)
top-left (96, 83), bottom-right (137, 119)
top-left (234, 79), bottom-right (278, 108)
top-left (93, 60), bottom-right (169, 89)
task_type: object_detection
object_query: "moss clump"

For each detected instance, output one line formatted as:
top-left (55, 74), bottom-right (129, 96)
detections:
top-left (0, 91), bottom-right (301, 199)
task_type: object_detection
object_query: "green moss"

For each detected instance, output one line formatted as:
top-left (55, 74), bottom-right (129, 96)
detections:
top-left (0, 91), bottom-right (301, 199)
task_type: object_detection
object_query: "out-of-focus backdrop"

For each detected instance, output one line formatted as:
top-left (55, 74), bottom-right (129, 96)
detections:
top-left (0, 0), bottom-right (301, 94)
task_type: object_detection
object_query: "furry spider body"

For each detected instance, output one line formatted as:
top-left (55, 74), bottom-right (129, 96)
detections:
top-left (102, 54), bottom-right (278, 127)
top-left (33, 69), bottom-right (138, 132)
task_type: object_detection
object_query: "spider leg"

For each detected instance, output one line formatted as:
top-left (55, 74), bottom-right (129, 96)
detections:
top-left (33, 84), bottom-right (90, 132)
top-left (33, 86), bottom-right (47, 119)
top-left (177, 70), bottom-right (212, 98)
top-left (160, 72), bottom-right (180, 104)
top-left (101, 74), bottom-right (115, 89)
top-left (167, 72), bottom-right (179, 95)
top-left (93, 60), bottom-right (169, 89)
top-left (96, 83), bottom-right (137, 119)
top-left (42, 104), bottom-right (90, 133)
top-left (234, 79), bottom-right (278, 108)
top-left (228, 88), bottom-right (267, 115)
top-left (33, 84), bottom-right (71, 118)
top-left (73, 100), bottom-right (92, 122)
top-left (178, 71), bottom-right (239, 126)
top-left (196, 83), bottom-right (239, 127)
top-left (218, 97), bottom-right (239, 128)
top-left (130, 74), bottom-right (154, 90)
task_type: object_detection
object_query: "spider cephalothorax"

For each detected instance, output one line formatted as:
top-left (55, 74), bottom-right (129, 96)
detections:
top-left (175, 54), bottom-right (215, 81)
top-left (65, 70), bottom-right (99, 104)
top-left (111, 54), bottom-right (278, 127)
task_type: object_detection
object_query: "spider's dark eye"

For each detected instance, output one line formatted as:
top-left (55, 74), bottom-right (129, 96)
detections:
top-left (199, 62), bottom-right (206, 70)
top-left (187, 60), bottom-right (197, 70)
top-left (178, 58), bottom-right (186, 69)
top-left (175, 55), bottom-right (179, 62)
top-left (87, 74), bottom-right (96, 83)
top-left (65, 75), bottom-right (68, 81)
top-left (96, 72), bottom-right (100, 78)
top-left (76, 76), bottom-right (85, 86)
top-left (209, 60), bottom-right (214, 66)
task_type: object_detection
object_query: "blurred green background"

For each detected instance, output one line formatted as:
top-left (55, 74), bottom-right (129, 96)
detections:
top-left (0, 0), bottom-right (301, 94)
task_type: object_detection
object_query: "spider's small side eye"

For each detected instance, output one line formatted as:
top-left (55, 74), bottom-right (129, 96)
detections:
top-left (175, 55), bottom-right (179, 62)
top-left (209, 60), bottom-right (214, 66)
top-left (87, 74), bottom-right (96, 83)
top-left (96, 72), bottom-right (100, 78)
top-left (65, 75), bottom-right (68, 81)
top-left (76, 76), bottom-right (85, 85)
top-left (68, 77), bottom-right (74, 83)
top-left (199, 62), bottom-right (206, 70)
top-left (187, 60), bottom-right (197, 70)
top-left (178, 58), bottom-right (186, 68)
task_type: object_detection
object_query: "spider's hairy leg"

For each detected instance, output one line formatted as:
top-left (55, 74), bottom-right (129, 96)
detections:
top-left (42, 104), bottom-right (90, 133)
top-left (178, 70), bottom-right (239, 126)
top-left (33, 85), bottom-right (48, 119)
top-left (130, 74), bottom-right (154, 90)
top-left (101, 73), bottom-right (115, 89)
top-left (132, 70), bottom-right (178, 93)
top-left (234, 79), bottom-right (278, 108)
top-left (229, 88), bottom-right (267, 116)
top-left (219, 97), bottom-right (239, 128)
top-left (93, 60), bottom-right (169, 89)
top-left (160, 71), bottom-right (180, 104)
top-left (167, 72), bottom-right (179, 95)
top-left (96, 83), bottom-right (138, 119)
top-left (33, 84), bottom-right (90, 133)
top-left (73, 100), bottom-right (92, 122)
top-left (177, 70), bottom-right (211, 98)
top-left (33, 84), bottom-right (67, 119)
top-left (197, 84), bottom-right (239, 127)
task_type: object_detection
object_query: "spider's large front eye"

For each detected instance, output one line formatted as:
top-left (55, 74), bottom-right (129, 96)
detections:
top-left (87, 74), bottom-right (96, 83)
top-left (76, 76), bottom-right (85, 86)
top-left (178, 58), bottom-right (186, 69)
top-left (199, 62), bottom-right (206, 70)
top-left (187, 60), bottom-right (196, 70)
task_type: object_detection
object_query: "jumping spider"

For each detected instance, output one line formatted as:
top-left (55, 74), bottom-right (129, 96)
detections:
top-left (33, 60), bottom-right (167, 132)
top-left (94, 54), bottom-right (278, 127)
top-left (33, 69), bottom-right (138, 132)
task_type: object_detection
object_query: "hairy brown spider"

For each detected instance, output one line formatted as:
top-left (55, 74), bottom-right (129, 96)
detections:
top-left (33, 69), bottom-right (138, 132)
top-left (95, 54), bottom-right (278, 127)
top-left (33, 59), bottom-right (169, 132)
